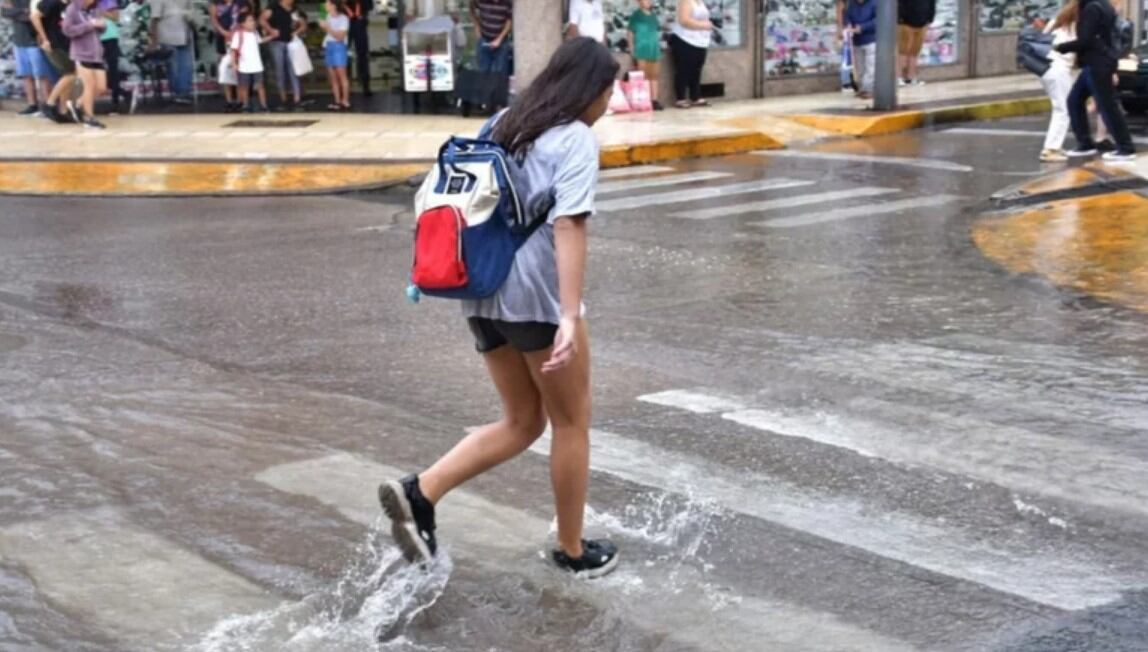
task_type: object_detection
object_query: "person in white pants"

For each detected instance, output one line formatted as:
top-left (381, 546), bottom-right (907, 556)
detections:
top-left (1040, 5), bottom-right (1078, 162)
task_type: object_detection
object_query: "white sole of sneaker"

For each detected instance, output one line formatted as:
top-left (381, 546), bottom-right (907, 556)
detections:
top-left (569, 553), bottom-right (620, 580)
top-left (378, 481), bottom-right (433, 564)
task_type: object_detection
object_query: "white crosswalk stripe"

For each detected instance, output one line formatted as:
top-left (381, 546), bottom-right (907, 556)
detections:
top-left (597, 171), bottom-right (733, 195)
top-left (597, 178), bottom-right (815, 213)
top-left (597, 165), bottom-right (676, 179)
top-left (942, 127), bottom-right (1148, 146)
top-left (756, 150), bottom-right (975, 173)
top-left (0, 509), bottom-right (279, 650)
top-left (670, 186), bottom-right (899, 220)
top-left (751, 195), bottom-right (962, 228)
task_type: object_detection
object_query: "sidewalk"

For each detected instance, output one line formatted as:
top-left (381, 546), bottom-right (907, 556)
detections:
top-left (0, 74), bottom-right (1070, 195)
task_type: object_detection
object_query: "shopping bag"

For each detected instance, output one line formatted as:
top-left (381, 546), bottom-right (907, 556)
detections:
top-left (607, 80), bottom-right (631, 114)
top-left (623, 72), bottom-right (652, 112)
top-left (288, 37), bottom-right (313, 76)
top-left (218, 53), bottom-right (238, 86)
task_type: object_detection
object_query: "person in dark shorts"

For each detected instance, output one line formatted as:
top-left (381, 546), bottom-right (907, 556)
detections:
top-left (378, 37), bottom-right (622, 579)
top-left (62, 0), bottom-right (106, 127)
top-left (231, 12), bottom-right (270, 111)
top-left (32, 0), bottom-right (76, 122)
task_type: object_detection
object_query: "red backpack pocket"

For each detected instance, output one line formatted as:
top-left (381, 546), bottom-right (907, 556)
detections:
top-left (412, 206), bottom-right (468, 290)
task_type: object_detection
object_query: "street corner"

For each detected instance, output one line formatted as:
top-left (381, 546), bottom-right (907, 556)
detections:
top-left (0, 161), bottom-right (427, 197)
top-left (789, 96), bottom-right (1051, 139)
top-left (973, 168), bottom-right (1148, 314)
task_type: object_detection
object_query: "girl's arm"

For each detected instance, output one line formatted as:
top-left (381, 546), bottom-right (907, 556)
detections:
top-left (259, 7), bottom-right (276, 38)
top-left (292, 14), bottom-right (305, 37)
top-left (62, 4), bottom-right (98, 37)
top-left (677, 0), bottom-right (711, 31)
top-left (543, 215), bottom-right (589, 373)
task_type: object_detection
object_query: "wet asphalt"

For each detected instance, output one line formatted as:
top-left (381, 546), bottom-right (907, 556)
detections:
top-left (0, 116), bottom-right (1147, 652)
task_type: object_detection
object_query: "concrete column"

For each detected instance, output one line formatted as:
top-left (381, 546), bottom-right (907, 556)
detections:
top-left (873, 0), bottom-right (898, 111)
top-left (513, 1), bottom-right (564, 90)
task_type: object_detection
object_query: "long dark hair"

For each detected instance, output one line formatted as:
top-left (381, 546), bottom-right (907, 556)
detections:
top-left (493, 37), bottom-right (620, 158)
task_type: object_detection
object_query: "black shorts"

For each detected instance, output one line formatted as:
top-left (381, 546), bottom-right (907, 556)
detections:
top-left (79, 60), bottom-right (105, 70)
top-left (467, 318), bottom-right (557, 354)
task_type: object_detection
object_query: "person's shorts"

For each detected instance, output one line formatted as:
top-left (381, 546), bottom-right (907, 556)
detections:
top-left (636, 58), bottom-right (660, 82)
top-left (467, 317), bottom-right (557, 354)
top-left (898, 25), bottom-right (927, 57)
top-left (238, 71), bottom-right (264, 86)
top-left (78, 60), bottom-right (106, 71)
top-left (46, 48), bottom-right (75, 75)
top-left (325, 42), bottom-right (348, 68)
top-left (15, 45), bottom-right (57, 80)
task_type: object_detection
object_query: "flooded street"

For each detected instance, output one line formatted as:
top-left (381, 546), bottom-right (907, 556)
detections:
top-left (1, 118), bottom-right (1147, 652)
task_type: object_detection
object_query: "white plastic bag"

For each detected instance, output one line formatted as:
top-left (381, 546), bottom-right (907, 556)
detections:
top-left (218, 54), bottom-right (237, 86)
top-left (288, 37), bottom-right (313, 76)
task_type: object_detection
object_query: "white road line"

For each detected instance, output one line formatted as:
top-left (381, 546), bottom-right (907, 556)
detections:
top-left (944, 127), bottom-right (1148, 146)
top-left (598, 165), bottom-right (675, 180)
top-left (756, 150), bottom-right (974, 173)
top-left (528, 428), bottom-right (1138, 611)
top-left (258, 453), bottom-right (916, 652)
top-left (0, 509), bottom-right (279, 649)
top-left (752, 195), bottom-right (961, 228)
top-left (638, 389), bottom-right (746, 414)
top-left (597, 171), bottom-right (733, 195)
top-left (597, 178), bottom-right (815, 213)
top-left (672, 187), bottom-right (899, 220)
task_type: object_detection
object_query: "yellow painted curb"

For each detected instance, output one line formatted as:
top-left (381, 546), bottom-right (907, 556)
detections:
top-left (600, 131), bottom-right (783, 169)
top-left (0, 161), bottom-right (425, 196)
top-left (790, 96), bottom-right (1051, 138)
top-left (973, 191), bottom-right (1148, 313)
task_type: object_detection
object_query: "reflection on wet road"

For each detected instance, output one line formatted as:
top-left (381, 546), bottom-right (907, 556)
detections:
top-left (0, 117), bottom-right (1146, 652)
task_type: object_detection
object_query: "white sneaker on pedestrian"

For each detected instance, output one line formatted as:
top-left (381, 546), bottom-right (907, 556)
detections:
top-left (912, 79), bottom-right (926, 86)
top-left (1101, 151), bottom-right (1136, 163)
top-left (65, 100), bottom-right (81, 124)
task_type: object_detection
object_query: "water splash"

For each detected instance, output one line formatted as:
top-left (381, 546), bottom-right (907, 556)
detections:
top-left (195, 522), bottom-right (452, 652)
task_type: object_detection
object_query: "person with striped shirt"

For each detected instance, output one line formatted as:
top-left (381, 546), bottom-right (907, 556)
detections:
top-left (469, 0), bottom-right (512, 75)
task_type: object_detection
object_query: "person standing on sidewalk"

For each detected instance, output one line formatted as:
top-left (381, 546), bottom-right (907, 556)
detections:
top-left (628, 0), bottom-right (663, 110)
top-left (231, 11), bottom-right (270, 111)
top-left (62, 0), bottom-right (107, 127)
top-left (97, 0), bottom-right (125, 111)
top-left (210, 0), bottom-right (246, 111)
top-left (32, 0), bottom-right (76, 122)
top-left (261, 0), bottom-right (303, 110)
top-left (345, 0), bottom-right (371, 96)
top-left (669, 0), bottom-right (711, 109)
top-left (566, 0), bottom-right (604, 43)
top-left (321, 0), bottom-right (350, 110)
top-left (469, 0), bottom-right (512, 75)
top-left (897, 0), bottom-right (934, 86)
top-left (1039, 1), bottom-right (1079, 162)
top-left (378, 37), bottom-right (622, 580)
top-left (1057, 0), bottom-right (1136, 162)
top-left (844, 0), bottom-right (877, 100)
top-left (3, 0), bottom-right (58, 115)
top-left (148, 0), bottom-right (195, 104)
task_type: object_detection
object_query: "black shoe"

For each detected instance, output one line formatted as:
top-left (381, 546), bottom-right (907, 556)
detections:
top-left (17, 104), bottom-right (39, 117)
top-left (1096, 139), bottom-right (1117, 154)
top-left (378, 475), bottom-right (437, 563)
top-left (82, 117), bottom-right (106, 129)
top-left (1066, 146), bottom-right (1098, 158)
top-left (552, 539), bottom-right (619, 579)
top-left (652, 100), bottom-right (665, 111)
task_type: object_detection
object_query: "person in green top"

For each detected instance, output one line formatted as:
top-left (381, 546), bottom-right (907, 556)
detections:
top-left (97, 0), bottom-right (125, 109)
top-left (627, 0), bottom-right (663, 110)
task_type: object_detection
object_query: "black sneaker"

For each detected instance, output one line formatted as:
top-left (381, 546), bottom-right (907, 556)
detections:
top-left (378, 475), bottom-right (437, 563)
top-left (1066, 146), bottom-right (1098, 158)
top-left (82, 117), bottom-right (106, 129)
top-left (552, 539), bottom-right (619, 579)
top-left (17, 105), bottom-right (39, 117)
top-left (1096, 139), bottom-right (1117, 154)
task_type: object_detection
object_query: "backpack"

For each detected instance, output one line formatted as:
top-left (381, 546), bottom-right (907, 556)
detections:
top-left (410, 126), bottom-right (537, 300)
top-left (1016, 27), bottom-right (1053, 78)
top-left (1112, 17), bottom-right (1133, 59)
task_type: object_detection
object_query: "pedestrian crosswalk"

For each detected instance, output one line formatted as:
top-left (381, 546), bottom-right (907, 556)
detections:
top-left (594, 154), bottom-right (971, 225)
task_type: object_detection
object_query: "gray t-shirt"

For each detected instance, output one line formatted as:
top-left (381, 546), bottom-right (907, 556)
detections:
top-left (461, 120), bottom-right (599, 325)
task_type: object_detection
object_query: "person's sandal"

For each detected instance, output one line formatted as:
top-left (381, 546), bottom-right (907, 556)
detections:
top-left (692, 98), bottom-right (710, 107)
top-left (674, 100), bottom-right (692, 109)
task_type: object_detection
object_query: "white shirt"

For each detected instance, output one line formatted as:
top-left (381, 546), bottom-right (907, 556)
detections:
top-left (568, 0), bottom-right (605, 43)
top-left (672, 0), bottom-right (711, 49)
top-left (231, 28), bottom-right (263, 73)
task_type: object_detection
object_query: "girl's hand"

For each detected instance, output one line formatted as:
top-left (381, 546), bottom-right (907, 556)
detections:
top-left (542, 316), bottom-right (579, 374)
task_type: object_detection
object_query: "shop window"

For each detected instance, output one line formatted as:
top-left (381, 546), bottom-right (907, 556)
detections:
top-left (603, 0), bottom-right (745, 52)
top-left (764, 0), bottom-right (958, 77)
top-left (979, 0), bottom-right (1059, 31)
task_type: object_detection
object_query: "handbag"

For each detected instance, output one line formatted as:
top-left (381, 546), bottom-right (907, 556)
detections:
top-left (623, 71), bottom-right (653, 112)
top-left (1016, 27), bottom-right (1052, 78)
top-left (287, 37), bottom-right (313, 76)
top-left (607, 80), bottom-right (631, 114)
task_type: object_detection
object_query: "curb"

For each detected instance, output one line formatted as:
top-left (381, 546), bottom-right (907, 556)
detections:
top-left (600, 131), bottom-right (784, 169)
top-left (789, 96), bottom-right (1051, 137)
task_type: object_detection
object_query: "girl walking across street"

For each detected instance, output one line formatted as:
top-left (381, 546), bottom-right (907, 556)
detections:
top-left (378, 37), bottom-right (622, 579)
top-left (1056, 0), bottom-right (1136, 162)
top-left (321, 0), bottom-right (350, 110)
top-left (1040, 0), bottom-right (1079, 162)
top-left (62, 0), bottom-right (107, 128)
top-left (261, 0), bottom-right (304, 110)
top-left (669, 0), bottom-right (711, 109)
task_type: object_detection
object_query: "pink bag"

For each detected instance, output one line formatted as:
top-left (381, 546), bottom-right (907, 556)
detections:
top-left (607, 80), bottom-right (632, 114)
top-left (624, 72), bottom-right (653, 113)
